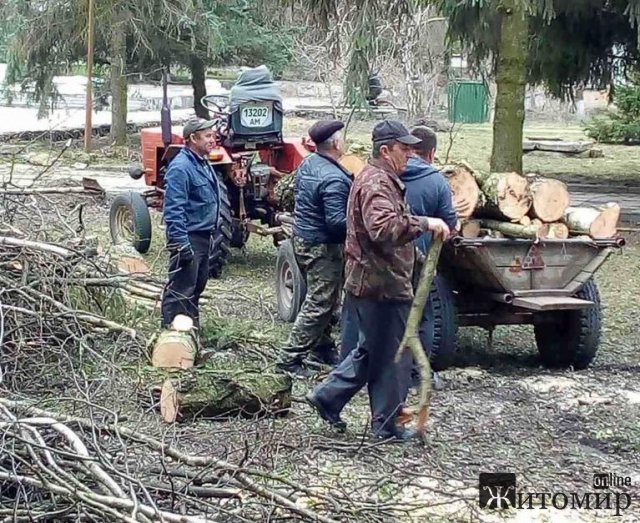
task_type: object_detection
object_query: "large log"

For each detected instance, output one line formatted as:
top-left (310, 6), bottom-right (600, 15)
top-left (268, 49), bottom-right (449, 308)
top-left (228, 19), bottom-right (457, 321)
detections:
top-left (441, 163), bottom-right (481, 219)
top-left (528, 177), bottom-right (570, 222)
top-left (480, 219), bottom-right (549, 239)
top-left (159, 367), bottom-right (292, 423)
top-left (563, 203), bottom-right (620, 239)
top-left (474, 171), bottom-right (532, 220)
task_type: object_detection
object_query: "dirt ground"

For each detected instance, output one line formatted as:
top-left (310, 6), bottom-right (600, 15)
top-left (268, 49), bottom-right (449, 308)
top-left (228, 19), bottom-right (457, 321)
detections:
top-left (2, 120), bottom-right (640, 521)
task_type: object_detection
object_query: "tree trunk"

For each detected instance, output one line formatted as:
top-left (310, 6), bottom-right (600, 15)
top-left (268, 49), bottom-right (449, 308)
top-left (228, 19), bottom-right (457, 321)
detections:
top-left (490, 0), bottom-right (529, 173)
top-left (109, 3), bottom-right (128, 146)
top-left (529, 177), bottom-right (571, 222)
top-left (190, 55), bottom-right (208, 119)
top-left (158, 368), bottom-right (292, 423)
top-left (475, 171), bottom-right (532, 220)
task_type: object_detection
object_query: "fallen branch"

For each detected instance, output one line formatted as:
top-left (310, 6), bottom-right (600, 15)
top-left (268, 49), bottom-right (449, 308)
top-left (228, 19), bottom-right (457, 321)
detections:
top-left (395, 239), bottom-right (443, 435)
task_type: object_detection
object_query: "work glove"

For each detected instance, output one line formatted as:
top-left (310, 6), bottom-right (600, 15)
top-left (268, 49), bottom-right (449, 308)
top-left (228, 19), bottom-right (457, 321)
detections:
top-left (172, 243), bottom-right (194, 267)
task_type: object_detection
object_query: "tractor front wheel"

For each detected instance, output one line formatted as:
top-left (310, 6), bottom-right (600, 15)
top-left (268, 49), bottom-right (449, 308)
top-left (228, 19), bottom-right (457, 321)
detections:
top-left (109, 192), bottom-right (152, 253)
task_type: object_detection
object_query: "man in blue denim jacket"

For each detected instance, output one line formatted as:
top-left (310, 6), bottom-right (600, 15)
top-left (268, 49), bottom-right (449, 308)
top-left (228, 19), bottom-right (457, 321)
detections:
top-left (276, 120), bottom-right (353, 374)
top-left (160, 117), bottom-right (220, 328)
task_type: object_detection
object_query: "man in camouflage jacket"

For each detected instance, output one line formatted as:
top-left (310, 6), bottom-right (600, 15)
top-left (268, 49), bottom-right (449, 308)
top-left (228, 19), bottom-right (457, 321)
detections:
top-left (276, 120), bottom-right (353, 374)
top-left (305, 120), bottom-right (451, 441)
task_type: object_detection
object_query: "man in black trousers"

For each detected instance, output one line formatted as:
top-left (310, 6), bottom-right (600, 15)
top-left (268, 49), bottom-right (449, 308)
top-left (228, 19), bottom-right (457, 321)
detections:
top-left (160, 117), bottom-right (220, 329)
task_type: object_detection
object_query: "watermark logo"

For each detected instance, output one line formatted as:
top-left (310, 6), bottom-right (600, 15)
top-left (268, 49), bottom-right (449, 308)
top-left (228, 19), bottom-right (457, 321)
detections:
top-left (479, 473), bottom-right (516, 509)
top-left (478, 472), bottom-right (633, 516)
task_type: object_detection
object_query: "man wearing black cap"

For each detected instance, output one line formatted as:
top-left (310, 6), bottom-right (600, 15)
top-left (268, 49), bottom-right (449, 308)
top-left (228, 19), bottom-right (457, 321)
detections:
top-left (276, 120), bottom-right (353, 375)
top-left (160, 117), bottom-right (220, 328)
top-left (304, 120), bottom-right (451, 441)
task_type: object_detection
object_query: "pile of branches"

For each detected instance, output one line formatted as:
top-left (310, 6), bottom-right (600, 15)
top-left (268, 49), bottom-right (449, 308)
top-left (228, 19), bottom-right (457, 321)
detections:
top-left (0, 186), bottom-right (140, 391)
top-left (0, 399), bottom-right (345, 523)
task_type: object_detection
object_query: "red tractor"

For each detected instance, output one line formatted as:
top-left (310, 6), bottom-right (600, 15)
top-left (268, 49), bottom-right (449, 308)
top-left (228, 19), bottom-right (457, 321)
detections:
top-left (109, 66), bottom-right (313, 278)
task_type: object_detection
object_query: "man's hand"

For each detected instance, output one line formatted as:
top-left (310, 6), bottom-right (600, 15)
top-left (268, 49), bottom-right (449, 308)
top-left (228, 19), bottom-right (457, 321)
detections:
top-left (454, 196), bottom-right (474, 218)
top-left (172, 243), bottom-right (194, 267)
top-left (424, 217), bottom-right (451, 240)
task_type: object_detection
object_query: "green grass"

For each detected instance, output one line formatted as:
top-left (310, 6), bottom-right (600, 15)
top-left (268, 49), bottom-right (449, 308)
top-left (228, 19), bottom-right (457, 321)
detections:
top-left (284, 118), bottom-right (640, 184)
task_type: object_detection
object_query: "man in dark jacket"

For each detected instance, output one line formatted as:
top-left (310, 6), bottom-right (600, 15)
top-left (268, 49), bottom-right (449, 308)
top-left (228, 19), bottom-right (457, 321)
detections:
top-left (276, 120), bottom-right (353, 374)
top-left (305, 120), bottom-right (450, 441)
top-left (403, 126), bottom-right (459, 252)
top-left (160, 117), bottom-right (220, 329)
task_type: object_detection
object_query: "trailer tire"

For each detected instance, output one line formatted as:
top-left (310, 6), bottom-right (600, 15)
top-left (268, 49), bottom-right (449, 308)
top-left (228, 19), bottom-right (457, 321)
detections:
top-left (534, 279), bottom-right (602, 369)
top-left (109, 192), bottom-right (152, 254)
top-left (423, 275), bottom-right (459, 371)
top-left (275, 239), bottom-right (306, 322)
top-left (209, 173), bottom-right (233, 279)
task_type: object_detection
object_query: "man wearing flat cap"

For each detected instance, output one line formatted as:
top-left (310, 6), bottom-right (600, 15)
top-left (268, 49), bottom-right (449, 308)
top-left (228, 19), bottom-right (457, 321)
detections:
top-left (160, 117), bottom-right (220, 329)
top-left (305, 120), bottom-right (451, 441)
top-left (276, 120), bottom-right (353, 375)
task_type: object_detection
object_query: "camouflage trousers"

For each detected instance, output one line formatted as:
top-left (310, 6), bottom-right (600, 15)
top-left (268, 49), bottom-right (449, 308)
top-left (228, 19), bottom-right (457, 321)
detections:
top-left (278, 237), bottom-right (344, 366)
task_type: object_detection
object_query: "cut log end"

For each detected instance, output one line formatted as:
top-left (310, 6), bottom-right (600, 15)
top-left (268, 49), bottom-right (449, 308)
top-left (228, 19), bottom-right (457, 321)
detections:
top-left (530, 178), bottom-right (571, 222)
top-left (544, 222), bottom-right (570, 240)
top-left (460, 220), bottom-right (481, 238)
top-left (496, 172), bottom-right (532, 220)
top-left (591, 203), bottom-right (621, 239)
top-left (160, 379), bottom-right (179, 423)
top-left (152, 331), bottom-right (196, 369)
top-left (563, 203), bottom-right (620, 239)
top-left (443, 164), bottom-right (480, 219)
top-left (339, 154), bottom-right (366, 177)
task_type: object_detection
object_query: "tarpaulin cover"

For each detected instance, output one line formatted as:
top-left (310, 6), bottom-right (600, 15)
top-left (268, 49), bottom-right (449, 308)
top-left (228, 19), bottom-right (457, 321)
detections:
top-left (229, 65), bottom-right (283, 113)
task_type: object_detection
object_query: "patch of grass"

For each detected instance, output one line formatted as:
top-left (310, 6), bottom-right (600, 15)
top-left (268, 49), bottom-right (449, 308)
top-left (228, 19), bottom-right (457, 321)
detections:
top-left (287, 119), bottom-right (640, 184)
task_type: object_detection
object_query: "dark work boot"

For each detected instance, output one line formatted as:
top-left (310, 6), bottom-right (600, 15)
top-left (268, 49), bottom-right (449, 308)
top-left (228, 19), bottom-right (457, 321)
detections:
top-left (305, 393), bottom-right (347, 432)
top-left (275, 360), bottom-right (316, 378)
top-left (373, 426), bottom-right (419, 443)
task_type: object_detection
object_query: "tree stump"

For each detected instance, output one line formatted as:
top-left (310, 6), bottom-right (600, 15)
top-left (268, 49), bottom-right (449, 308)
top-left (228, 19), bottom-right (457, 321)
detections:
top-left (152, 315), bottom-right (197, 369)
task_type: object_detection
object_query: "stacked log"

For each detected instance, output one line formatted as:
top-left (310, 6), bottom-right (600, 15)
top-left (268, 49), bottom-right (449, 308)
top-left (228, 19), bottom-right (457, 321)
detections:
top-left (439, 162), bottom-right (620, 240)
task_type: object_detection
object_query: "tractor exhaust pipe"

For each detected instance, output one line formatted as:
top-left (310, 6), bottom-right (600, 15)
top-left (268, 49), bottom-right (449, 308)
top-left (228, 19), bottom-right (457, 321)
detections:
top-left (161, 68), bottom-right (172, 148)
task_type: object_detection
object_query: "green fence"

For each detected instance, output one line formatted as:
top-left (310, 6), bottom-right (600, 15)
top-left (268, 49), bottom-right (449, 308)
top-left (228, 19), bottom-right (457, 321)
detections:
top-left (448, 81), bottom-right (489, 123)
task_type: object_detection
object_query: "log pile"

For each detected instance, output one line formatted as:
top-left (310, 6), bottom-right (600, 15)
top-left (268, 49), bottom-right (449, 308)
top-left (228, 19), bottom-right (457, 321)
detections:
top-left (441, 162), bottom-right (620, 240)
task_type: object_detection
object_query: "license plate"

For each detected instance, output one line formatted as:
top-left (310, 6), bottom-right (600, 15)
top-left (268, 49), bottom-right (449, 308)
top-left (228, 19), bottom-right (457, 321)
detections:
top-left (240, 104), bottom-right (272, 128)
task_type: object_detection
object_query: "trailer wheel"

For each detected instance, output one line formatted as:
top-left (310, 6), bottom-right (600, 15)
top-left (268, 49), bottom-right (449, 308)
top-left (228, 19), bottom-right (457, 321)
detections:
top-left (534, 279), bottom-right (602, 369)
top-left (275, 239), bottom-right (306, 322)
top-left (109, 192), bottom-right (152, 253)
top-left (422, 275), bottom-right (459, 371)
top-left (209, 173), bottom-right (233, 279)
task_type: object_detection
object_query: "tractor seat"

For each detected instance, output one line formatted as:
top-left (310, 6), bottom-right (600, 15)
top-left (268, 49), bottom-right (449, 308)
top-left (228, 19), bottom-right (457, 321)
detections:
top-left (227, 65), bottom-right (284, 147)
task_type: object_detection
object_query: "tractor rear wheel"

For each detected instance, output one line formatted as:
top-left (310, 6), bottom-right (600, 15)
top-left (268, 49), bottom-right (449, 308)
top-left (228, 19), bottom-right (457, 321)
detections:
top-left (275, 239), bottom-right (306, 322)
top-left (109, 192), bottom-right (152, 253)
top-left (533, 279), bottom-right (602, 369)
top-left (209, 172), bottom-right (233, 279)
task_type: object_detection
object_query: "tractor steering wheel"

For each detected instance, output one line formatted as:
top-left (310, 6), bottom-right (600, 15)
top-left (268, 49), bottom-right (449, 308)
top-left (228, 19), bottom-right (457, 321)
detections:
top-left (200, 95), bottom-right (229, 118)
